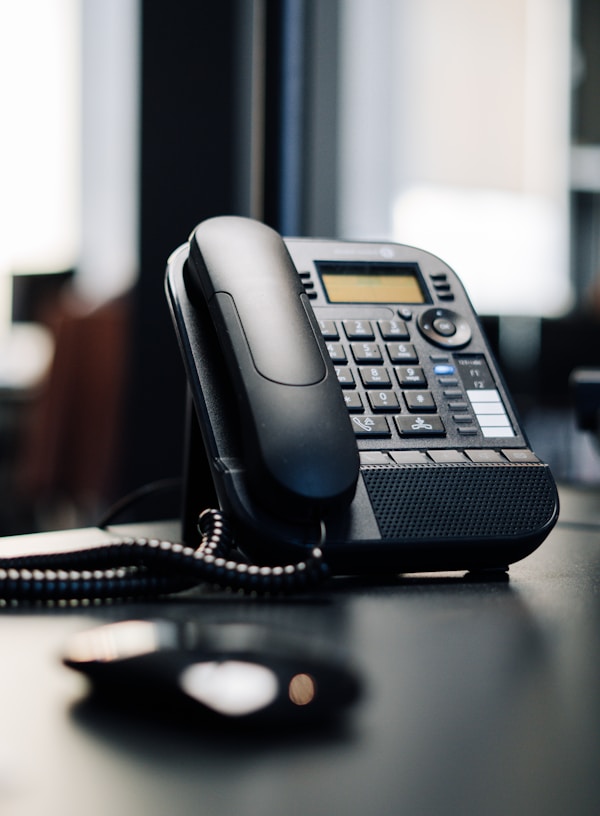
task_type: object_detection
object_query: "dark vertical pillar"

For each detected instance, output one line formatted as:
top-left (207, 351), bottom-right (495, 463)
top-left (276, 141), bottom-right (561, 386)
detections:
top-left (119, 0), bottom-right (342, 514)
top-left (120, 1), bottom-right (237, 502)
top-left (262, 0), bottom-right (340, 237)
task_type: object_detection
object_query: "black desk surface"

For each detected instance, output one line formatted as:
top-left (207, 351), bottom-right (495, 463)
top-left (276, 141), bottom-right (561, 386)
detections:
top-left (1, 483), bottom-right (599, 816)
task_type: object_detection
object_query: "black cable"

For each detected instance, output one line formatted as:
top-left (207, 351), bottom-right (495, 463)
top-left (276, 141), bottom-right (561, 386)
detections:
top-left (97, 478), bottom-right (183, 528)
top-left (0, 509), bottom-right (330, 603)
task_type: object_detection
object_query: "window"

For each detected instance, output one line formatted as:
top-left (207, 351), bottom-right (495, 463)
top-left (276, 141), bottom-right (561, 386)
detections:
top-left (337, 0), bottom-right (572, 316)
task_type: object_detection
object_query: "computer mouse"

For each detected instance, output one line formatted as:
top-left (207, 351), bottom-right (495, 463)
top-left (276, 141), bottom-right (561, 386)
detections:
top-left (63, 618), bottom-right (361, 727)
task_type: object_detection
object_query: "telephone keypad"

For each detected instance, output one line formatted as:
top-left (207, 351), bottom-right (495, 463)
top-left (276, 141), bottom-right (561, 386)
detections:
top-left (319, 316), bottom-right (507, 444)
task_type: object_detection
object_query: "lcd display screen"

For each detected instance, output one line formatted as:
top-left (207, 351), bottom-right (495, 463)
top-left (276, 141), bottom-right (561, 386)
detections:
top-left (317, 262), bottom-right (427, 304)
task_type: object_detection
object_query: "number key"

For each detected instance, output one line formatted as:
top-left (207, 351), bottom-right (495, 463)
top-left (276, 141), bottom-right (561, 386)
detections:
top-left (359, 367), bottom-right (392, 388)
top-left (378, 319), bottom-right (409, 340)
top-left (335, 366), bottom-right (355, 387)
top-left (318, 319), bottom-right (338, 339)
top-left (351, 342), bottom-right (383, 363)
top-left (387, 342), bottom-right (418, 364)
top-left (326, 342), bottom-right (346, 362)
top-left (368, 391), bottom-right (400, 412)
top-left (396, 366), bottom-right (427, 388)
top-left (343, 319), bottom-right (374, 339)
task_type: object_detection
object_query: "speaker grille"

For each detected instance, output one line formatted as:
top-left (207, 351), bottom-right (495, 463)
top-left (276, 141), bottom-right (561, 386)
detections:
top-left (361, 464), bottom-right (557, 541)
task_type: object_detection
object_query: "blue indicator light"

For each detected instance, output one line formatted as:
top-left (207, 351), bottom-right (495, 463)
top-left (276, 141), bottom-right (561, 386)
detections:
top-left (434, 364), bottom-right (455, 375)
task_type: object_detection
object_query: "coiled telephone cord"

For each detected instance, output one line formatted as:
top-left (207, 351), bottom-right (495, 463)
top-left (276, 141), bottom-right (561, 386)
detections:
top-left (0, 509), bottom-right (330, 604)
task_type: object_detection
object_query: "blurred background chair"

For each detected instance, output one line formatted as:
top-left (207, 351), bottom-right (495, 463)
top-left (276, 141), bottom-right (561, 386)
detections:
top-left (15, 286), bottom-right (130, 531)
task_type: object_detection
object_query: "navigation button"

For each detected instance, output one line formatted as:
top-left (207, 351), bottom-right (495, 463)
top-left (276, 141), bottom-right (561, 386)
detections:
top-left (417, 307), bottom-right (472, 348)
top-left (432, 317), bottom-right (456, 336)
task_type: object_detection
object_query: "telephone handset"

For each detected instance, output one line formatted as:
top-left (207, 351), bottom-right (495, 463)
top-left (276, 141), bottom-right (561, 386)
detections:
top-left (184, 216), bottom-right (359, 520)
top-left (166, 215), bottom-right (559, 578)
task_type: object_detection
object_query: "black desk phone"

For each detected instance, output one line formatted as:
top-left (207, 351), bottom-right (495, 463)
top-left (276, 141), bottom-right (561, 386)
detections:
top-left (0, 214), bottom-right (559, 602)
top-left (165, 215), bottom-right (559, 582)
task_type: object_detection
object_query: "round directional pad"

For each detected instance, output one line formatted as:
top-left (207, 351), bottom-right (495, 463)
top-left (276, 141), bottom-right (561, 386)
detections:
top-left (417, 307), bottom-right (472, 348)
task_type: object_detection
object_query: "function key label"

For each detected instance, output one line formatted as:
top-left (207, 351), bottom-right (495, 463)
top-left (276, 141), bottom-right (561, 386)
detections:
top-left (455, 355), bottom-right (496, 390)
top-left (455, 355), bottom-right (515, 438)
